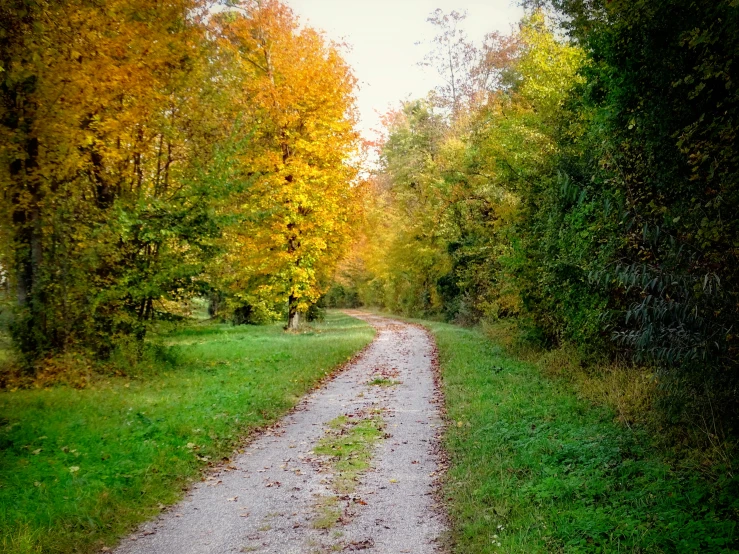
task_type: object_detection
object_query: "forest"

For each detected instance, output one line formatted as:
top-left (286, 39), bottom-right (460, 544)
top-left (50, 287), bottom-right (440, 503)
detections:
top-left (1, 0), bottom-right (739, 552)
top-left (0, 0), bottom-right (360, 359)
top-left (334, 0), bottom-right (739, 440)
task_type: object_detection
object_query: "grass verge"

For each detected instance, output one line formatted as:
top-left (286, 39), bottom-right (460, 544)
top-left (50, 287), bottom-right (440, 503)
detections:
top-left (0, 312), bottom-right (373, 554)
top-left (424, 321), bottom-right (739, 553)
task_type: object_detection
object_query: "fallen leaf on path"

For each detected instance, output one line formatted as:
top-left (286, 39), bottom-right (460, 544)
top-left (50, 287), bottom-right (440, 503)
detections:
top-left (345, 539), bottom-right (374, 550)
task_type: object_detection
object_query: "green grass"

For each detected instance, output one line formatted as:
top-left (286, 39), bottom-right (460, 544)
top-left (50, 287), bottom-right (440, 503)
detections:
top-left (311, 411), bottom-right (384, 534)
top-left (424, 321), bottom-right (739, 554)
top-left (367, 378), bottom-right (401, 387)
top-left (312, 495), bottom-right (343, 530)
top-left (314, 413), bottom-right (385, 495)
top-left (0, 312), bottom-right (374, 554)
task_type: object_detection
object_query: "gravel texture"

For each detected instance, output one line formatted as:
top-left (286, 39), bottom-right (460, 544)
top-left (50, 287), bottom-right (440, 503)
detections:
top-left (114, 312), bottom-right (447, 554)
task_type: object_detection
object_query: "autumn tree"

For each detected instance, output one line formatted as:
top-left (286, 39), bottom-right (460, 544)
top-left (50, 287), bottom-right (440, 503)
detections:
top-left (346, 13), bottom-right (575, 322)
top-left (421, 10), bottom-right (521, 117)
top-left (213, 0), bottom-right (360, 329)
top-left (0, 0), bottom-right (242, 359)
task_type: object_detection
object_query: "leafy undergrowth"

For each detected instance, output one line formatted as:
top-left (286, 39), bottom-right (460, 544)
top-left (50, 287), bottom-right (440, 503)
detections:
top-left (426, 321), bottom-right (739, 553)
top-left (0, 312), bottom-right (374, 554)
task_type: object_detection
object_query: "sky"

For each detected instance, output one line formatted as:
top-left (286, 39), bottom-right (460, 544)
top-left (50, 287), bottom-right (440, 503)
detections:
top-left (284, 0), bottom-right (524, 140)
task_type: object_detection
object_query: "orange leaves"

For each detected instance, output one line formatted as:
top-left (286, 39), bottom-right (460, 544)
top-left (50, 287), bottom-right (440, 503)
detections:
top-left (212, 0), bottom-right (361, 316)
top-left (0, 0), bottom-right (244, 354)
top-left (0, 0), bottom-right (360, 352)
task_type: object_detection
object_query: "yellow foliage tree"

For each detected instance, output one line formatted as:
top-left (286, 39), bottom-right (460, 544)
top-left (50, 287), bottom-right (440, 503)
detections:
top-left (0, 0), bottom-right (239, 356)
top-left (214, 0), bottom-right (361, 328)
top-left (338, 11), bottom-right (583, 321)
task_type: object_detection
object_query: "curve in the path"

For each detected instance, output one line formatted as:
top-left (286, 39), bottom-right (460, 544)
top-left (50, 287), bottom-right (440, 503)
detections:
top-left (114, 312), bottom-right (447, 554)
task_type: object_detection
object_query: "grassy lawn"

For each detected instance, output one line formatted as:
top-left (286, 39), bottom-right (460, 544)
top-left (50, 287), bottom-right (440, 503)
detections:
top-left (425, 321), bottom-right (739, 554)
top-left (0, 312), bottom-right (373, 554)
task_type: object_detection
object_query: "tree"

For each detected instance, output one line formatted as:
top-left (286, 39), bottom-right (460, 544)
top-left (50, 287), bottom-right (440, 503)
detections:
top-left (214, 0), bottom-right (360, 329)
top-left (421, 9), bottom-right (479, 117)
top-left (546, 0), bottom-right (739, 421)
top-left (354, 13), bottom-right (582, 323)
top-left (0, 0), bottom-right (241, 359)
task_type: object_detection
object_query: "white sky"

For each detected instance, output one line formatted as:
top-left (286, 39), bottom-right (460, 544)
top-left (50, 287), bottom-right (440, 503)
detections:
top-left (284, 0), bottom-right (524, 140)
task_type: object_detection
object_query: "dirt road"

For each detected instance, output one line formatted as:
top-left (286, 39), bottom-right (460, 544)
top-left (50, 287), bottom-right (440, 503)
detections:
top-left (115, 312), bottom-right (447, 553)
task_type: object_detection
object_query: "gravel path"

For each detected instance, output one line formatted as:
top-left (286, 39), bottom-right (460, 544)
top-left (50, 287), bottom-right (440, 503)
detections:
top-left (114, 312), bottom-right (447, 554)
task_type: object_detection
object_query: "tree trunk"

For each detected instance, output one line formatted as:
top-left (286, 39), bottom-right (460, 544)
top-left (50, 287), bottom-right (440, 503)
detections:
top-left (12, 136), bottom-right (41, 309)
top-left (208, 292), bottom-right (222, 318)
top-left (287, 294), bottom-right (301, 330)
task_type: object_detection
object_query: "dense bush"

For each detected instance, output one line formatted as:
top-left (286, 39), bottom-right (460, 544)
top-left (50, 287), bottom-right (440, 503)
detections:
top-left (534, 0), bottom-right (739, 424)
